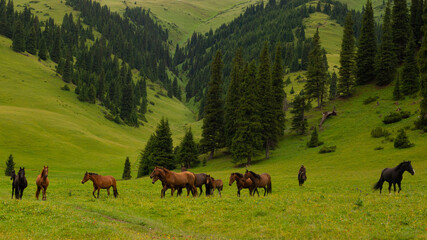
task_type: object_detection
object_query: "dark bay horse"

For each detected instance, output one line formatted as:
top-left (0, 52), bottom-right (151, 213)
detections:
top-left (13, 167), bottom-right (28, 199)
top-left (206, 175), bottom-right (223, 197)
top-left (244, 170), bottom-right (271, 196)
top-left (373, 161), bottom-right (415, 194)
top-left (229, 172), bottom-right (258, 197)
top-left (36, 166), bottom-right (49, 200)
top-left (195, 173), bottom-right (210, 196)
top-left (150, 166), bottom-right (197, 198)
top-left (298, 165), bottom-right (307, 186)
top-left (10, 170), bottom-right (16, 199)
top-left (81, 172), bottom-right (118, 198)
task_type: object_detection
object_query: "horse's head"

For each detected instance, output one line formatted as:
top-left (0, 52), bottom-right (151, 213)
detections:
top-left (81, 171), bottom-right (90, 184)
top-left (10, 170), bottom-right (16, 180)
top-left (243, 169), bottom-right (250, 181)
top-left (229, 173), bottom-right (236, 186)
top-left (18, 167), bottom-right (25, 179)
top-left (42, 166), bottom-right (49, 178)
top-left (405, 161), bottom-right (415, 175)
top-left (206, 175), bottom-right (213, 186)
top-left (150, 167), bottom-right (162, 184)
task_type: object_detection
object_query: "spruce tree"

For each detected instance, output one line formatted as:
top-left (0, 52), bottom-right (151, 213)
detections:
top-left (12, 20), bottom-right (25, 52)
top-left (172, 78), bottom-right (179, 98)
top-left (5, 154), bottom-right (15, 176)
top-left (392, 0), bottom-right (410, 62)
top-left (199, 50), bottom-right (224, 160)
top-left (26, 26), bottom-right (37, 55)
top-left (150, 118), bottom-right (174, 169)
top-left (138, 134), bottom-right (156, 177)
top-left (376, 1), bottom-right (396, 86)
top-left (356, 0), bottom-right (377, 85)
top-left (291, 94), bottom-right (308, 135)
top-left (304, 28), bottom-right (328, 108)
top-left (231, 62), bottom-right (263, 165)
top-left (329, 71), bottom-right (338, 99)
top-left (290, 86), bottom-right (295, 94)
top-left (51, 28), bottom-right (61, 63)
top-left (415, 4), bottom-right (427, 130)
top-left (139, 96), bottom-right (147, 115)
top-left (121, 82), bottom-right (137, 126)
top-left (271, 42), bottom-right (286, 136)
top-left (401, 33), bottom-right (420, 95)
top-left (394, 129), bottom-right (413, 148)
top-left (338, 13), bottom-right (356, 97)
top-left (176, 128), bottom-right (199, 168)
top-left (224, 48), bottom-right (244, 148)
top-left (393, 74), bottom-right (402, 100)
top-left (410, 0), bottom-right (423, 45)
top-left (38, 37), bottom-right (47, 60)
top-left (307, 127), bottom-right (323, 148)
top-left (122, 157), bottom-right (131, 180)
top-left (63, 55), bottom-right (73, 83)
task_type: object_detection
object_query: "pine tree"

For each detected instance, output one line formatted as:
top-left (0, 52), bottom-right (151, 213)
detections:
top-left (138, 134), bottom-right (156, 177)
top-left (304, 28), bottom-right (328, 108)
top-left (87, 83), bottom-right (96, 104)
top-left (393, 74), bottom-right (402, 100)
top-left (394, 129), bottom-right (413, 148)
top-left (63, 55), bottom-right (73, 83)
top-left (338, 13), bottom-right (356, 97)
top-left (38, 37), bottom-right (47, 60)
top-left (121, 82), bottom-right (137, 126)
top-left (376, 1), bottom-right (396, 86)
top-left (271, 42), bottom-right (286, 136)
top-left (26, 26), bottom-right (37, 55)
top-left (12, 20), bottom-right (25, 52)
top-left (411, 0), bottom-right (423, 45)
top-left (151, 118), bottom-right (174, 169)
top-left (139, 96), bottom-right (147, 115)
top-left (176, 128), bottom-right (199, 168)
top-left (356, 0), bottom-right (377, 85)
top-left (291, 94), bottom-right (308, 135)
top-left (172, 78), bottom-right (179, 99)
top-left (5, 154), bottom-right (15, 176)
top-left (401, 32), bottom-right (419, 95)
top-left (290, 86), bottom-right (295, 94)
top-left (199, 50), bottom-right (224, 160)
top-left (122, 157), bottom-right (131, 180)
top-left (329, 71), bottom-right (338, 99)
top-left (392, 0), bottom-right (410, 62)
top-left (415, 4), bottom-right (427, 130)
top-left (224, 48), bottom-right (244, 148)
top-left (231, 61), bottom-right (263, 165)
top-left (307, 127), bottom-right (323, 148)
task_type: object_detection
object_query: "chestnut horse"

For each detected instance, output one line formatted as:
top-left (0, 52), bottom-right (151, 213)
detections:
top-left (36, 166), bottom-right (49, 200)
top-left (206, 175), bottom-right (223, 197)
top-left (229, 172), bottom-right (258, 197)
top-left (81, 172), bottom-right (118, 198)
top-left (150, 169), bottom-right (178, 197)
top-left (150, 166), bottom-right (197, 198)
top-left (298, 165), bottom-right (307, 186)
top-left (244, 170), bottom-right (271, 196)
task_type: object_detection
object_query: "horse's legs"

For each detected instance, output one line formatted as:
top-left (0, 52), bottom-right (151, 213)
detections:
top-left (15, 187), bottom-right (20, 199)
top-left (199, 186), bottom-right (203, 196)
top-left (12, 185), bottom-right (14, 199)
top-left (218, 188), bottom-right (221, 198)
top-left (379, 180), bottom-right (383, 194)
top-left (42, 187), bottom-right (47, 201)
top-left (388, 182), bottom-right (392, 194)
top-left (398, 182), bottom-right (402, 193)
top-left (97, 188), bottom-right (100, 198)
top-left (19, 188), bottom-right (24, 199)
top-left (171, 187), bottom-right (176, 197)
top-left (107, 187), bottom-right (110, 196)
top-left (263, 187), bottom-right (267, 197)
top-left (393, 183), bottom-right (397, 193)
top-left (36, 186), bottom-right (41, 200)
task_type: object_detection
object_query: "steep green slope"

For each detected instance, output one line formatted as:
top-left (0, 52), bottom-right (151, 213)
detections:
top-left (0, 35), bottom-right (197, 176)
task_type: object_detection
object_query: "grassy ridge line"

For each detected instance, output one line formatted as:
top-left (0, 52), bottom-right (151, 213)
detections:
top-left (14, 0), bottom-right (79, 23)
top-left (0, 35), bottom-right (197, 176)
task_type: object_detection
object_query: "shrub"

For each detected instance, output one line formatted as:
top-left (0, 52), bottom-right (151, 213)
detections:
top-left (371, 127), bottom-right (390, 138)
top-left (61, 84), bottom-right (70, 91)
top-left (374, 146), bottom-right (384, 150)
top-left (382, 111), bottom-right (411, 124)
top-left (363, 96), bottom-right (379, 105)
top-left (149, 101), bottom-right (155, 105)
top-left (104, 113), bottom-right (114, 121)
top-left (394, 129), bottom-right (414, 149)
top-left (400, 111), bottom-right (410, 119)
top-left (319, 146), bottom-right (336, 153)
top-left (307, 128), bottom-right (323, 148)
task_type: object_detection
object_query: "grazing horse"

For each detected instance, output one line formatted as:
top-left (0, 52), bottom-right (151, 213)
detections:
top-left (36, 166), bottom-right (49, 200)
top-left (150, 166), bottom-right (197, 198)
top-left (206, 175), bottom-right (223, 197)
top-left (10, 170), bottom-right (16, 199)
top-left (244, 170), bottom-right (271, 196)
top-left (373, 161), bottom-right (415, 194)
top-left (13, 167), bottom-right (28, 199)
top-left (150, 169), bottom-right (178, 197)
top-left (298, 165), bottom-right (307, 186)
top-left (229, 172), bottom-right (258, 197)
top-left (81, 172), bottom-right (118, 198)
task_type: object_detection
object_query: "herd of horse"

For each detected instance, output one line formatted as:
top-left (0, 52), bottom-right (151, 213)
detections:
top-left (8, 161), bottom-right (415, 200)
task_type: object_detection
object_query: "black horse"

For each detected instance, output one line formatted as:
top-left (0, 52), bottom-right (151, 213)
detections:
top-left (373, 161), bottom-right (415, 194)
top-left (177, 173), bottom-right (211, 196)
top-left (10, 170), bottom-right (16, 199)
top-left (13, 167), bottom-right (28, 199)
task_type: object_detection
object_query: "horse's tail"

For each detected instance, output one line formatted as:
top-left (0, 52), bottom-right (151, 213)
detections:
top-left (267, 181), bottom-right (272, 194)
top-left (113, 179), bottom-right (118, 198)
top-left (373, 176), bottom-right (383, 190)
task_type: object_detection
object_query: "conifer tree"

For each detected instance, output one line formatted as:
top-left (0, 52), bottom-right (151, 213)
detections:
top-left (356, 0), bottom-right (377, 85)
top-left (307, 127), bottom-right (323, 148)
top-left (87, 83), bottom-right (96, 104)
top-left (291, 94), bottom-right (308, 135)
top-left (401, 33), bottom-right (419, 95)
top-left (139, 96), bottom-right (147, 115)
top-left (138, 134), bottom-right (156, 177)
top-left (26, 26), bottom-right (37, 55)
top-left (38, 37), bottom-right (47, 60)
top-left (392, 0), bottom-right (410, 62)
top-left (394, 129), bottom-right (413, 148)
top-left (63, 55), bottom-right (73, 83)
top-left (338, 13), bottom-right (356, 96)
top-left (51, 28), bottom-right (61, 63)
top-left (151, 118), bottom-right (174, 169)
top-left (410, 0), bottom-right (423, 45)
top-left (200, 50), bottom-right (224, 160)
top-left (304, 28), bottom-right (328, 108)
top-left (5, 154), bottom-right (15, 176)
top-left (393, 74), bottom-right (402, 100)
top-left (329, 71), bottom-right (338, 99)
top-left (231, 62), bottom-right (262, 165)
top-left (176, 128), bottom-right (199, 168)
top-left (376, 1), bottom-right (396, 86)
top-left (12, 20), bottom-right (25, 52)
top-left (121, 82), bottom-right (137, 126)
top-left (290, 86), bottom-right (295, 94)
top-left (224, 49), bottom-right (244, 148)
top-left (122, 157), bottom-right (131, 180)
top-left (415, 4), bottom-right (427, 130)
top-left (172, 78), bottom-right (179, 98)
top-left (271, 43), bottom-right (286, 136)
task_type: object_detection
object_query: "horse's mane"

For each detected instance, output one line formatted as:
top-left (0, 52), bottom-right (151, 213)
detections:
top-left (396, 161), bottom-right (411, 170)
top-left (249, 171), bottom-right (261, 179)
top-left (233, 172), bottom-right (243, 178)
top-left (88, 172), bottom-right (98, 175)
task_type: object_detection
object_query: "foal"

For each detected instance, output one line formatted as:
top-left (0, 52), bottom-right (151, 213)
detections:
top-left (36, 166), bottom-right (49, 200)
top-left (206, 175), bottom-right (223, 197)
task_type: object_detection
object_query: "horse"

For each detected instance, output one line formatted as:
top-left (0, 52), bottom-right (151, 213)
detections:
top-left (13, 167), bottom-right (28, 199)
top-left (150, 169), bottom-right (178, 197)
top-left (10, 170), bottom-right (16, 199)
top-left (194, 173), bottom-right (211, 196)
top-left (298, 165), bottom-right (307, 186)
top-left (36, 166), bottom-right (49, 200)
top-left (206, 175), bottom-right (223, 197)
top-left (150, 166), bottom-right (197, 198)
top-left (243, 170), bottom-right (271, 196)
top-left (373, 161), bottom-right (415, 194)
top-left (81, 172), bottom-right (118, 198)
top-left (229, 172), bottom-right (258, 197)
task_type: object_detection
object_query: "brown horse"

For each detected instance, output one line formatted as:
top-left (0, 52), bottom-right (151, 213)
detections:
top-left (36, 166), bottom-right (49, 200)
top-left (150, 166), bottom-right (197, 198)
top-left (150, 168), bottom-right (179, 197)
top-left (81, 172), bottom-right (118, 198)
top-left (244, 170), bottom-right (272, 196)
top-left (206, 175), bottom-right (223, 197)
top-left (229, 172), bottom-right (258, 197)
top-left (298, 165), bottom-right (307, 186)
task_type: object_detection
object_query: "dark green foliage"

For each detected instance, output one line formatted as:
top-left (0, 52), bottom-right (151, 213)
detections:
top-left (371, 127), bottom-right (390, 138)
top-left (338, 13), bottom-right (356, 96)
top-left (121, 82), bottom-right (138, 127)
top-left (271, 43), bottom-right (286, 136)
top-left (137, 135), bottom-right (155, 177)
top-left (382, 111), bottom-right (411, 124)
top-left (319, 145), bottom-right (336, 153)
top-left (305, 29), bottom-right (328, 108)
top-left (291, 94), bottom-right (308, 135)
top-left (290, 86), bottom-right (295, 94)
top-left (415, 5), bottom-right (427, 130)
top-left (38, 37), bottom-right (47, 60)
top-left (176, 128), bottom-right (199, 168)
top-left (12, 20), bottom-right (25, 52)
top-left (5, 154), bottom-right (15, 176)
top-left (231, 62), bottom-right (263, 165)
top-left (200, 51), bottom-right (224, 160)
top-left (363, 96), bottom-right (379, 104)
top-left (410, 0), bottom-right (424, 45)
top-left (329, 72), bottom-right (338, 99)
top-left (374, 146), bottom-right (384, 150)
top-left (356, 0), bottom-right (377, 85)
top-left (394, 129), bottom-right (413, 148)
top-left (61, 84), bottom-right (70, 91)
top-left (26, 26), bottom-right (37, 55)
top-left (50, 28), bottom-right (61, 63)
top-left (401, 33), bottom-right (419, 95)
top-left (63, 56), bottom-right (73, 83)
top-left (307, 127), bottom-right (324, 148)
top-left (392, 0), bottom-right (410, 62)
top-left (285, 77), bottom-right (291, 85)
top-left (122, 157), bottom-right (132, 180)
top-left (172, 78), bottom-right (179, 99)
top-left (376, 1), bottom-right (396, 86)
top-left (393, 75), bottom-right (402, 100)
